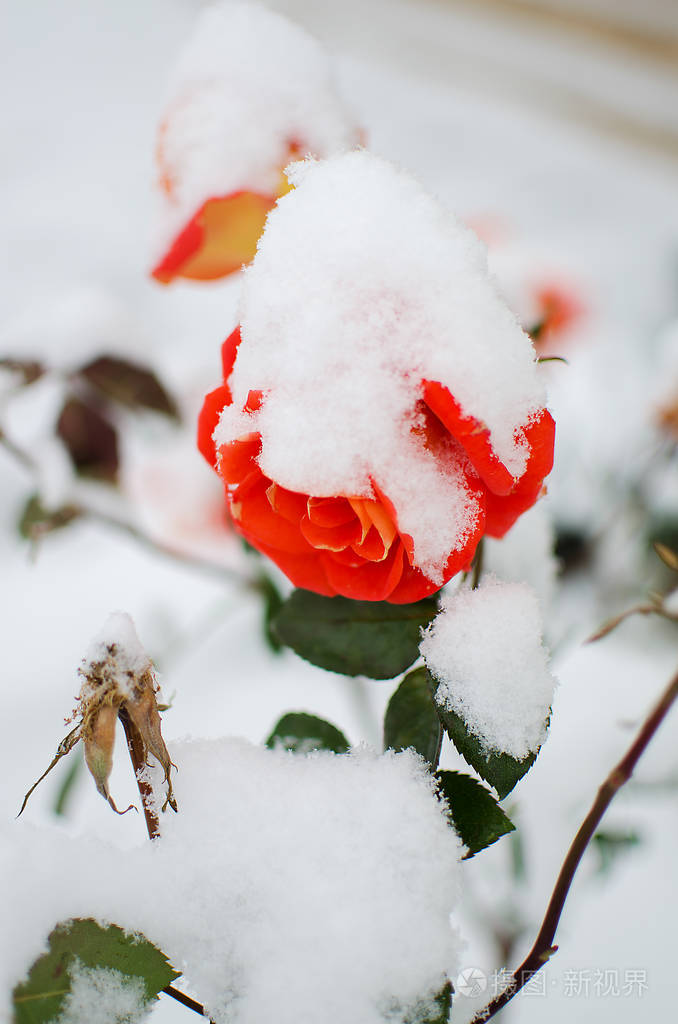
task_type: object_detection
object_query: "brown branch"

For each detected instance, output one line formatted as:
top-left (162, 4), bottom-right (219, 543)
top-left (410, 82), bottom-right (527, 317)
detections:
top-left (162, 985), bottom-right (213, 1018)
top-left (471, 664), bottom-right (678, 1023)
top-left (118, 708), bottom-right (160, 841)
top-left (1, 424), bottom-right (254, 587)
top-left (471, 538), bottom-right (485, 590)
top-left (83, 506), bottom-right (253, 587)
top-left (587, 600), bottom-right (678, 643)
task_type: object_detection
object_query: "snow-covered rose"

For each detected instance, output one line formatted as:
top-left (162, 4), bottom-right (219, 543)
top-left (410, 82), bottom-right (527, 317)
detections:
top-left (198, 153), bottom-right (555, 603)
top-left (150, 1), bottom-right (360, 283)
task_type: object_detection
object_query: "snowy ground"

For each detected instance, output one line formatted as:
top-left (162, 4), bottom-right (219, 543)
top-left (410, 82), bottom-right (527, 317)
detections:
top-left (2, 1), bottom-right (678, 1022)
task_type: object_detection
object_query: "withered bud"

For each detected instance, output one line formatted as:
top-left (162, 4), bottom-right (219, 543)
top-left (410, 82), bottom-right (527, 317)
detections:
top-left (19, 612), bottom-right (176, 824)
top-left (83, 702), bottom-right (133, 815)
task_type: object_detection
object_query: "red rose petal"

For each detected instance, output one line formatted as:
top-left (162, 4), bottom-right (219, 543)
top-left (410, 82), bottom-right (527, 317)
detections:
top-left (299, 515), bottom-right (362, 552)
top-left (321, 542), bottom-right (405, 602)
top-left (151, 192), bottom-right (275, 284)
top-left (241, 536), bottom-right (337, 597)
top-left (197, 384), bottom-right (232, 468)
top-left (221, 326), bottom-right (242, 382)
top-left (266, 483), bottom-right (308, 524)
top-left (351, 527), bottom-right (387, 562)
top-left (483, 409), bottom-right (555, 538)
top-left (218, 433), bottom-right (262, 485)
top-left (422, 380), bottom-right (515, 496)
top-left (233, 473), bottom-right (314, 555)
top-left (306, 496), bottom-right (356, 528)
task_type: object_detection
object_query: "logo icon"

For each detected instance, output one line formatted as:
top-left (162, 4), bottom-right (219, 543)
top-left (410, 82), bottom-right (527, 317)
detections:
top-left (456, 967), bottom-right (488, 998)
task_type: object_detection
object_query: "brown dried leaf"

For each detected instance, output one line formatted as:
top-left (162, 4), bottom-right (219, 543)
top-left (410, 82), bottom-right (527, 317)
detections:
top-left (56, 396), bottom-right (119, 483)
top-left (79, 355), bottom-right (180, 420)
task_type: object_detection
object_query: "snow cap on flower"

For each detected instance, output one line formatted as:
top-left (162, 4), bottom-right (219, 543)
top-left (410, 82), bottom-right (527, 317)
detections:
top-left (421, 577), bottom-right (557, 759)
top-left (151, 0), bottom-right (361, 283)
top-left (201, 152), bottom-right (554, 602)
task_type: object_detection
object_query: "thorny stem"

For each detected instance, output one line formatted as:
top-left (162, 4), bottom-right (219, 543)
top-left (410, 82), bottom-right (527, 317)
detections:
top-left (471, 664), bottom-right (678, 1023)
top-left (118, 708), bottom-right (160, 841)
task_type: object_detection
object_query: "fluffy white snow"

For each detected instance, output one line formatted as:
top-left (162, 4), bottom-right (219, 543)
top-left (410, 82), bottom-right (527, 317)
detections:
top-left (52, 962), bottom-right (149, 1024)
top-left (4, 739), bottom-right (463, 1024)
top-left (155, 0), bottom-right (360, 242)
top-left (421, 577), bottom-right (556, 759)
top-left (216, 151), bottom-right (547, 580)
top-left (80, 612), bottom-right (153, 699)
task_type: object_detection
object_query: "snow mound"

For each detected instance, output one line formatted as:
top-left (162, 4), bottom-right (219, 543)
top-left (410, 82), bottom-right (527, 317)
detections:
top-left (421, 577), bottom-right (556, 759)
top-left (53, 962), bottom-right (148, 1024)
top-left (4, 740), bottom-right (463, 1024)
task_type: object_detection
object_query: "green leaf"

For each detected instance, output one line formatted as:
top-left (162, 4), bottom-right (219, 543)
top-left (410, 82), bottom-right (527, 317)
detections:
top-left (435, 770), bottom-right (515, 856)
top-left (18, 495), bottom-right (81, 542)
top-left (257, 572), bottom-right (285, 654)
top-left (79, 356), bottom-right (179, 420)
top-left (266, 712), bottom-right (350, 754)
top-left (399, 980), bottom-right (452, 1023)
top-left (12, 918), bottom-right (179, 1024)
top-left (53, 757), bottom-right (82, 818)
top-left (427, 671), bottom-right (538, 799)
top-left (270, 590), bottom-right (438, 679)
top-left (384, 668), bottom-right (442, 767)
top-left (592, 829), bottom-right (642, 876)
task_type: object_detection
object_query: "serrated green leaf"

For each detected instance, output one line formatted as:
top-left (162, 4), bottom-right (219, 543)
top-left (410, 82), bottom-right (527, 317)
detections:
top-left (13, 919), bottom-right (179, 1024)
top-left (270, 590), bottom-right (437, 679)
top-left (384, 668), bottom-right (442, 767)
top-left (435, 770), bottom-right (515, 856)
top-left (266, 712), bottom-right (350, 754)
top-left (427, 671), bottom-right (538, 799)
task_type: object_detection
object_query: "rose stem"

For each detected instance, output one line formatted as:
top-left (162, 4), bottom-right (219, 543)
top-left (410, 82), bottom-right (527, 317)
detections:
top-left (118, 707), bottom-right (160, 841)
top-left (471, 664), bottom-right (678, 1023)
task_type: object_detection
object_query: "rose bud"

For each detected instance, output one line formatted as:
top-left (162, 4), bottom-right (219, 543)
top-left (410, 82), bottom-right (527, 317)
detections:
top-left (198, 152), bottom-right (555, 604)
top-left (18, 613), bottom-right (174, 819)
top-left (82, 702), bottom-right (128, 813)
top-left (151, 1), bottom-right (362, 284)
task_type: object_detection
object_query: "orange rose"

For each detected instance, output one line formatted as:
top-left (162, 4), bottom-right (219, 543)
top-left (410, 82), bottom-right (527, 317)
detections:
top-left (198, 327), bottom-right (555, 603)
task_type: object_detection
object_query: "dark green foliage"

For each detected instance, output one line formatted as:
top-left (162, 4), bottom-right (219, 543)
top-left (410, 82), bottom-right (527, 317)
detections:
top-left (266, 712), bottom-right (350, 754)
top-left (270, 590), bottom-right (437, 679)
top-left (435, 771), bottom-right (515, 856)
top-left (384, 668), bottom-right (442, 767)
top-left (427, 670), bottom-right (539, 799)
top-left (12, 919), bottom-right (178, 1024)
